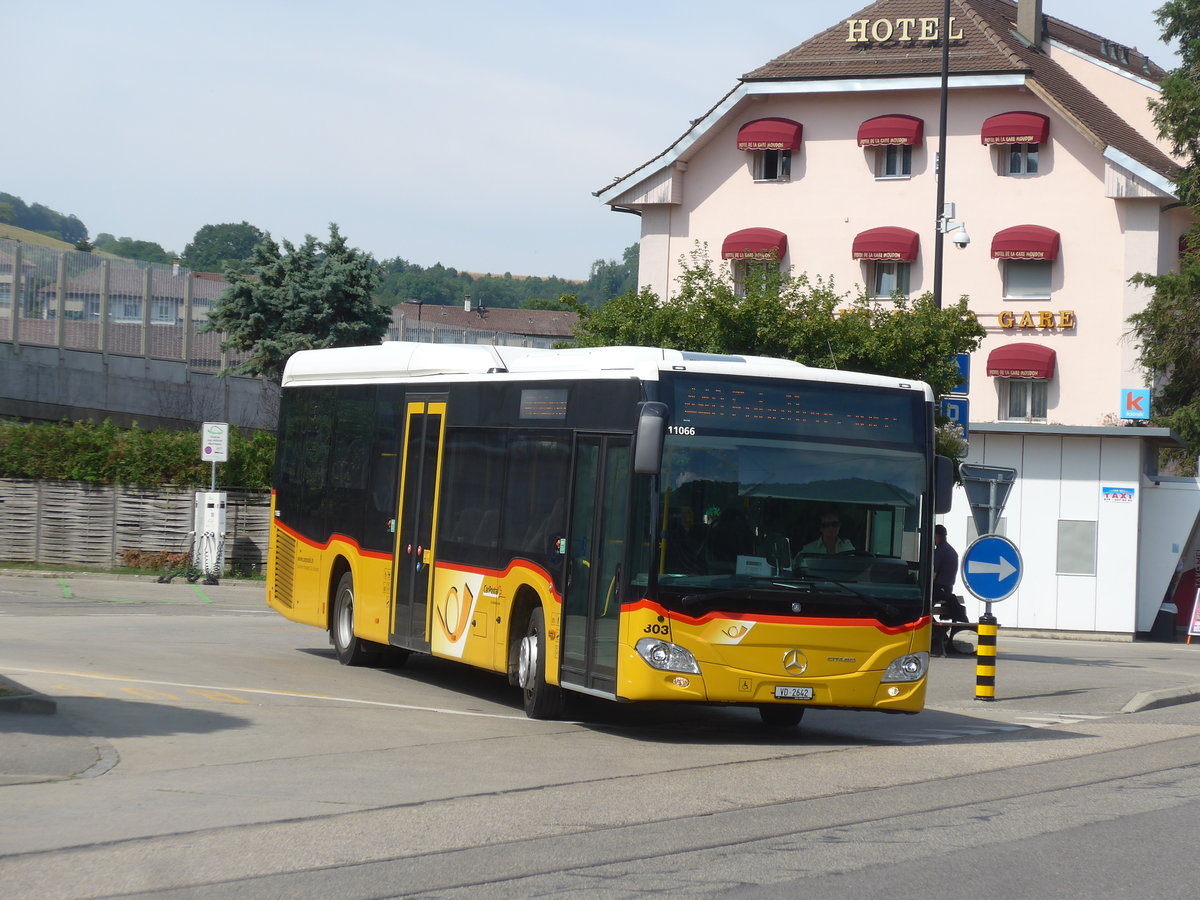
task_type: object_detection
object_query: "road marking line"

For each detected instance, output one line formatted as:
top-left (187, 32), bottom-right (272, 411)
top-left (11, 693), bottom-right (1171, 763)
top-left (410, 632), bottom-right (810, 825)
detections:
top-left (189, 584), bottom-right (213, 604)
top-left (5, 666), bottom-right (529, 720)
top-left (57, 578), bottom-right (73, 599)
top-left (123, 687), bottom-right (182, 701)
top-left (188, 689), bottom-right (249, 704)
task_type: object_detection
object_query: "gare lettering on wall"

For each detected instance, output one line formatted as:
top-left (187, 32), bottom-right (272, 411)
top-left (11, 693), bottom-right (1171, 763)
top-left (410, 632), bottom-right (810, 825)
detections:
top-left (998, 310), bottom-right (1077, 329)
top-left (846, 17), bottom-right (965, 43)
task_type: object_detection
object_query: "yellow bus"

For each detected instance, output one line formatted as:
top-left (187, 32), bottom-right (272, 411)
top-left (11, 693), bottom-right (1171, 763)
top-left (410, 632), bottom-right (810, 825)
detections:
top-left (266, 343), bottom-right (952, 726)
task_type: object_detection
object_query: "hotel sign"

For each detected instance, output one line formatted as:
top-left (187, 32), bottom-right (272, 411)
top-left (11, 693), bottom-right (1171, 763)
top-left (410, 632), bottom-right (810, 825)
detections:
top-left (983, 132), bottom-right (1040, 145)
top-left (724, 249), bottom-right (780, 260)
top-left (999, 310), bottom-right (1076, 329)
top-left (846, 17), bottom-right (964, 43)
top-left (994, 249), bottom-right (1053, 259)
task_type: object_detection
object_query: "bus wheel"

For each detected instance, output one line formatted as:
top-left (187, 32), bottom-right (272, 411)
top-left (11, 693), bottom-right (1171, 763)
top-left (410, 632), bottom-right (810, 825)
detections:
top-left (517, 607), bottom-right (563, 719)
top-left (758, 705), bottom-right (805, 729)
top-left (332, 572), bottom-right (374, 667)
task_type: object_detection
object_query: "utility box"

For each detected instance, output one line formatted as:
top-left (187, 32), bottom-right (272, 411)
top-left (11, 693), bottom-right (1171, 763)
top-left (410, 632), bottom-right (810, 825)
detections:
top-left (193, 491), bottom-right (227, 582)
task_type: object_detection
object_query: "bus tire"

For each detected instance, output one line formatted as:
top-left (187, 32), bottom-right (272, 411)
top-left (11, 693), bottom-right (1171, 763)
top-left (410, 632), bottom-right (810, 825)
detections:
top-left (518, 606), bottom-right (563, 719)
top-left (332, 571), bottom-right (376, 667)
top-left (758, 704), bottom-right (805, 729)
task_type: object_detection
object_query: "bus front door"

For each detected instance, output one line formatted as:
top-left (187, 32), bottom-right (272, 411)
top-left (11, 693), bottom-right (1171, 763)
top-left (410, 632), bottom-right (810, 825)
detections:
top-left (390, 396), bottom-right (447, 653)
top-left (560, 434), bottom-right (630, 697)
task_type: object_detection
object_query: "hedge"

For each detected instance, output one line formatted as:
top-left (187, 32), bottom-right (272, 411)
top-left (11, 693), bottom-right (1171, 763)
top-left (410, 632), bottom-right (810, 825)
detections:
top-left (0, 420), bottom-right (275, 489)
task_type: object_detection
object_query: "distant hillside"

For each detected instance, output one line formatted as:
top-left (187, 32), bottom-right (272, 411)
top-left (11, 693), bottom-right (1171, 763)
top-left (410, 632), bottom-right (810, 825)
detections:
top-left (0, 222), bottom-right (77, 250)
top-left (0, 223), bottom-right (121, 258)
top-left (465, 271), bottom-right (584, 284)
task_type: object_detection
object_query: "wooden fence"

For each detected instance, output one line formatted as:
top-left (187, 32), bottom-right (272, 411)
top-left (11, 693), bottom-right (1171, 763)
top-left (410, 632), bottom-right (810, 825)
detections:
top-left (0, 480), bottom-right (271, 574)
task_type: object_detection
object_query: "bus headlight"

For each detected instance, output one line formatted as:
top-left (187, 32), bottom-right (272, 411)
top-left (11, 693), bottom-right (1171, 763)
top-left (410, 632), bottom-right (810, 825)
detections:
top-left (881, 651), bottom-right (929, 683)
top-left (636, 638), bottom-right (701, 674)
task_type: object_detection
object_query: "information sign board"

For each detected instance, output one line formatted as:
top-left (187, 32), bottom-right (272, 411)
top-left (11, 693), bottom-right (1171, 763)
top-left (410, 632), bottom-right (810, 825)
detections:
top-left (201, 422), bottom-right (229, 463)
top-left (940, 397), bottom-right (969, 440)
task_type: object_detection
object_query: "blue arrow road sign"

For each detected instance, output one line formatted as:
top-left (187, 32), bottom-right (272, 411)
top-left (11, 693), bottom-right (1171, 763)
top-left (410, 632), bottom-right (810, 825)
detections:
top-left (960, 534), bottom-right (1022, 602)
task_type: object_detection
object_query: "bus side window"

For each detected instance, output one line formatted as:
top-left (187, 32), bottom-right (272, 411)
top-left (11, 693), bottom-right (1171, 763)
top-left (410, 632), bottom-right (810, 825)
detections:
top-left (502, 435), bottom-right (570, 557)
top-left (439, 428), bottom-right (506, 555)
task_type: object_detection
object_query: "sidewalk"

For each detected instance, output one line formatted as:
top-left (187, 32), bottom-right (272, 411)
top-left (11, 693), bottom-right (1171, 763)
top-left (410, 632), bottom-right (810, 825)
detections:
top-left (924, 632), bottom-right (1200, 717)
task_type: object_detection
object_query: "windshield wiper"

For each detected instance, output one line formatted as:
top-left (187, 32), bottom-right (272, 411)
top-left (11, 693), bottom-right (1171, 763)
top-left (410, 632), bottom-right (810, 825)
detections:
top-left (680, 579), bottom-right (822, 608)
top-left (783, 575), bottom-right (902, 620)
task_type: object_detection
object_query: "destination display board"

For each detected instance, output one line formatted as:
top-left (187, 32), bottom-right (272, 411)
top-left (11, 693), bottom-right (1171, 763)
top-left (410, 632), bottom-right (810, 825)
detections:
top-left (670, 376), bottom-right (923, 446)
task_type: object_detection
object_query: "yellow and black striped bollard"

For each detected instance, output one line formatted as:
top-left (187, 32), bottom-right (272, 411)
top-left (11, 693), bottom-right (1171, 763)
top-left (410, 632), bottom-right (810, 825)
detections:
top-left (975, 614), bottom-right (998, 701)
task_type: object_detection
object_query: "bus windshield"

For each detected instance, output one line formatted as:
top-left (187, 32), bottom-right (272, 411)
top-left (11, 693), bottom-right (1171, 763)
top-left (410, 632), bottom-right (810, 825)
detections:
top-left (646, 434), bottom-right (928, 624)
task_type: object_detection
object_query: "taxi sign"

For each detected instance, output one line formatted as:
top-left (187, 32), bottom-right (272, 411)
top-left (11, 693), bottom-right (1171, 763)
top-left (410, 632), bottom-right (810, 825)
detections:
top-left (961, 534), bottom-right (1022, 602)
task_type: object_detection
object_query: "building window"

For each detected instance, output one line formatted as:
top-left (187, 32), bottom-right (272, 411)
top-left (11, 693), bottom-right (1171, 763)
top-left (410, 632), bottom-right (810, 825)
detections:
top-left (753, 149), bottom-right (791, 182)
top-left (1003, 259), bottom-right (1052, 299)
top-left (1057, 520), bottom-right (1097, 576)
top-left (1001, 379), bottom-right (1048, 421)
top-left (115, 298), bottom-right (142, 321)
top-left (732, 259), bottom-right (777, 296)
top-left (152, 298), bottom-right (176, 324)
top-left (871, 261), bottom-right (910, 298)
top-left (876, 145), bottom-right (912, 178)
top-left (1005, 143), bottom-right (1039, 176)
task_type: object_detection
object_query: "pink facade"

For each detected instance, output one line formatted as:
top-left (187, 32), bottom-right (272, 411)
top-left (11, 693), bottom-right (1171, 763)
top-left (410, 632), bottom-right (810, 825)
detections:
top-left (597, 0), bottom-right (1189, 429)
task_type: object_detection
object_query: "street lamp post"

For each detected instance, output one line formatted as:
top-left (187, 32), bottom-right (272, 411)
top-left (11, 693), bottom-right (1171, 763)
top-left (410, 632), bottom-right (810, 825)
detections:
top-left (933, 0), bottom-right (953, 309)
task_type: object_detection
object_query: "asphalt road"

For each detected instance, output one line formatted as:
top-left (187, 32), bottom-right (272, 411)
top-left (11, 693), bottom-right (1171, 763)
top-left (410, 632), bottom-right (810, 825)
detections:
top-left (1, 570), bottom-right (1198, 898)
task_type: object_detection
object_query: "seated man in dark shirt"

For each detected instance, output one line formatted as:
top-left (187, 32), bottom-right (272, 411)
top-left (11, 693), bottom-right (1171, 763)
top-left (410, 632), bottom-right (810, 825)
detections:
top-left (932, 524), bottom-right (966, 622)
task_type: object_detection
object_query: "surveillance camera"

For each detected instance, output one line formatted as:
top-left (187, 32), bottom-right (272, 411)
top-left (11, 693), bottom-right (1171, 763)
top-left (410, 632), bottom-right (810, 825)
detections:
top-left (951, 230), bottom-right (971, 248)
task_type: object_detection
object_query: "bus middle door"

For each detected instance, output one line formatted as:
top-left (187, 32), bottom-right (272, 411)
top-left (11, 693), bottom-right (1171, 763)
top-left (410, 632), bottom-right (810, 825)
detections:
top-left (560, 434), bottom-right (631, 698)
top-left (390, 396), bottom-right (447, 653)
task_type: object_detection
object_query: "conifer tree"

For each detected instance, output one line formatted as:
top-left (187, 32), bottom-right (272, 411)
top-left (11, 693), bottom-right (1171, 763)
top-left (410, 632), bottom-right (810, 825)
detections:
top-left (207, 224), bottom-right (388, 380)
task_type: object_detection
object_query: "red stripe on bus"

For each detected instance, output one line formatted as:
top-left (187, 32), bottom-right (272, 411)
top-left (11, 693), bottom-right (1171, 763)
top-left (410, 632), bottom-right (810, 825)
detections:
top-left (625, 597), bottom-right (925, 634)
top-left (273, 521), bottom-right (394, 561)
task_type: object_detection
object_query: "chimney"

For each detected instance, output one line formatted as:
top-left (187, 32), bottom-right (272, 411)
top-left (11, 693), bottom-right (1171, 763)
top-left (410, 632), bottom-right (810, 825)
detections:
top-left (464, 294), bottom-right (471, 312)
top-left (1017, 0), bottom-right (1043, 47)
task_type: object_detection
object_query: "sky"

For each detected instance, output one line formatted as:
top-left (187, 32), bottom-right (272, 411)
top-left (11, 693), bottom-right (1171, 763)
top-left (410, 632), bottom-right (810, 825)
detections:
top-left (10, 1), bottom-right (1180, 280)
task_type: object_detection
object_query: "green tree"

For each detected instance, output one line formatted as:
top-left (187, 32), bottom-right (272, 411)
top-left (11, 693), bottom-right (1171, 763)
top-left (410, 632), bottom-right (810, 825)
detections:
top-left (570, 248), bottom-right (984, 400)
top-left (183, 221), bottom-right (266, 274)
top-left (93, 234), bottom-right (174, 264)
top-left (206, 223), bottom-right (389, 380)
top-left (1127, 1), bottom-right (1199, 468)
top-left (0, 193), bottom-right (88, 243)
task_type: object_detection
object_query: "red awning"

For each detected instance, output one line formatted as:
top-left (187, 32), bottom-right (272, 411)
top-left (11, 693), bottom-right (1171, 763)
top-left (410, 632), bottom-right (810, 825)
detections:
top-left (857, 114), bottom-right (924, 147)
top-left (737, 118), bottom-right (802, 151)
top-left (852, 227), bottom-right (919, 261)
top-left (981, 111), bottom-right (1049, 145)
top-left (991, 225), bottom-right (1061, 260)
top-left (987, 344), bottom-right (1056, 379)
top-left (722, 228), bottom-right (787, 260)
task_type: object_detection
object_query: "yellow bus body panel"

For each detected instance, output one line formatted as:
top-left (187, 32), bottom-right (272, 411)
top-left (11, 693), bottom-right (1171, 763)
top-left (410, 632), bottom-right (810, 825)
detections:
top-left (617, 601), bottom-right (928, 713)
top-left (266, 517), bottom-right (394, 646)
top-left (427, 560), bottom-right (562, 679)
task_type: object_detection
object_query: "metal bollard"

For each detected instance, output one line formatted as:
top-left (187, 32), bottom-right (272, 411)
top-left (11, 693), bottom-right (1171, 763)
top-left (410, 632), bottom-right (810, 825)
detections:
top-left (975, 613), bottom-right (998, 701)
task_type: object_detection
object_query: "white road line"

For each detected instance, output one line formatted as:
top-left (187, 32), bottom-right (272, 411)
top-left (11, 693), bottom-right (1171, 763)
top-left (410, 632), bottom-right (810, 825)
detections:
top-left (4, 666), bottom-right (529, 721)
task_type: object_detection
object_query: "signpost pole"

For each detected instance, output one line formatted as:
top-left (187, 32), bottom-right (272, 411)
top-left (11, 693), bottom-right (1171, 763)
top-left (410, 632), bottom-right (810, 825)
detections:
top-left (958, 463), bottom-right (1020, 702)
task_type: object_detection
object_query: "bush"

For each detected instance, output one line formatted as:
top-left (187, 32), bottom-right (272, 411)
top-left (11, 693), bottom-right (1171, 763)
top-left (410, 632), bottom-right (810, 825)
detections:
top-left (0, 420), bottom-right (275, 488)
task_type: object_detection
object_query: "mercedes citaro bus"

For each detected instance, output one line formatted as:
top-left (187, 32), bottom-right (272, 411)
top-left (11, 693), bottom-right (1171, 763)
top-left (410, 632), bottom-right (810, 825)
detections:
top-left (266, 343), bottom-right (952, 726)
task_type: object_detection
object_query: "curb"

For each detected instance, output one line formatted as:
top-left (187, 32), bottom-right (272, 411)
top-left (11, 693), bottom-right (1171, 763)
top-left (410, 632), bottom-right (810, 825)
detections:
top-left (0, 568), bottom-right (261, 585)
top-left (1121, 683), bottom-right (1200, 714)
top-left (0, 674), bottom-right (57, 715)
